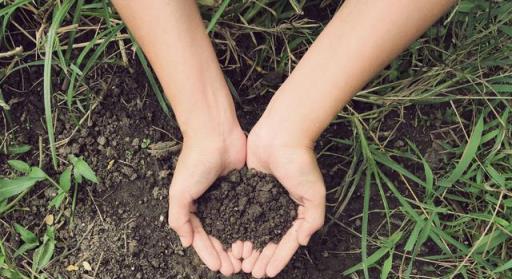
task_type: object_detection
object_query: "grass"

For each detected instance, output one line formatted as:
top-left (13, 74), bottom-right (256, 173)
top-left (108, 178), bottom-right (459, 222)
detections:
top-left (0, 0), bottom-right (511, 278)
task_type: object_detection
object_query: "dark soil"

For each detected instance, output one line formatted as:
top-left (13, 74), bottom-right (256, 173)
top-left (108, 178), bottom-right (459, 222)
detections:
top-left (197, 168), bottom-right (297, 249)
top-left (0, 22), bottom-right (456, 278)
top-left (0, 58), bottom-right (455, 277)
top-left (0, 64), bottom-right (322, 279)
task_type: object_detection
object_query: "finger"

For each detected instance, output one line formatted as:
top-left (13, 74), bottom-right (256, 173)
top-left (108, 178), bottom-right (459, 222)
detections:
top-left (297, 190), bottom-right (325, 245)
top-left (297, 205), bottom-right (305, 219)
top-left (210, 236), bottom-right (234, 276)
top-left (168, 189), bottom-right (194, 247)
top-left (232, 240), bottom-right (243, 259)
top-left (242, 249), bottom-right (260, 273)
top-left (252, 243), bottom-right (278, 278)
top-left (228, 250), bottom-right (242, 273)
top-left (242, 241), bottom-right (253, 259)
top-left (190, 216), bottom-right (221, 271)
top-left (266, 222), bottom-right (301, 277)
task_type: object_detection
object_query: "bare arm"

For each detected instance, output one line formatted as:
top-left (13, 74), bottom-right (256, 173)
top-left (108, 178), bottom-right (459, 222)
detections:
top-left (112, 1), bottom-right (245, 276)
top-left (247, 0), bottom-right (457, 277)
top-left (254, 0), bottom-right (457, 148)
top-left (112, 0), bottom-right (239, 139)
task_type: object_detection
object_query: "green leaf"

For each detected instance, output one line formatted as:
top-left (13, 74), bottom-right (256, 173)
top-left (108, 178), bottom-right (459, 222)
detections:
top-left (28, 167), bottom-right (47, 180)
top-left (361, 170), bottom-right (371, 279)
top-left (13, 224), bottom-right (39, 258)
top-left (494, 259), bottom-right (512, 273)
top-left (499, 25), bottom-right (512, 37)
top-left (7, 144), bottom-right (31, 155)
top-left (32, 227), bottom-right (55, 272)
top-left (44, 0), bottom-right (75, 170)
top-left (0, 177), bottom-right (40, 200)
top-left (380, 253), bottom-right (393, 279)
top-left (67, 154), bottom-right (78, 165)
top-left (343, 231), bottom-right (402, 275)
top-left (49, 191), bottom-right (66, 209)
top-left (14, 242), bottom-right (39, 258)
top-left (73, 167), bottom-right (83, 184)
top-left (206, 0), bottom-right (231, 33)
top-left (74, 159), bottom-right (98, 183)
top-left (439, 114), bottom-right (484, 187)
top-left (404, 219), bottom-right (424, 251)
top-left (14, 224), bottom-right (37, 244)
top-left (59, 167), bottom-right (72, 192)
top-left (7, 160), bottom-right (30, 174)
top-left (133, 43), bottom-right (170, 117)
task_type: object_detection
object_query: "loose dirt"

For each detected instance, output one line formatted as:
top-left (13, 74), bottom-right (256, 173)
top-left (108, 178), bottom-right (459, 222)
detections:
top-left (197, 168), bottom-right (297, 249)
top-left (0, 60), bottom-right (450, 277)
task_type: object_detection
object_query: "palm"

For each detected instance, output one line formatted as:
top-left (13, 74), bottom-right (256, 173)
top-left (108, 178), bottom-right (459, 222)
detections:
top-left (245, 140), bottom-right (326, 278)
top-left (168, 130), bottom-right (246, 276)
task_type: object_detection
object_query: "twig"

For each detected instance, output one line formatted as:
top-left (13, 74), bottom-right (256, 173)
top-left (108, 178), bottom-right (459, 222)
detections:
top-left (0, 46), bottom-right (23, 58)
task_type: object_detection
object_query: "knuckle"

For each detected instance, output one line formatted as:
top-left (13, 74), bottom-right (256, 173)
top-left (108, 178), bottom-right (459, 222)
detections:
top-left (310, 216), bottom-right (325, 230)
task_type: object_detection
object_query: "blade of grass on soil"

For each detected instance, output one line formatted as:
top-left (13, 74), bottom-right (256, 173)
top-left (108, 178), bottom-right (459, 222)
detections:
top-left (439, 113), bottom-right (485, 187)
top-left (44, 0), bottom-right (76, 169)
top-left (206, 0), bottom-right (231, 33)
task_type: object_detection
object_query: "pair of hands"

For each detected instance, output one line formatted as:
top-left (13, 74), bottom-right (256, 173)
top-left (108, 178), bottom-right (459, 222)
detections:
top-left (168, 122), bottom-right (326, 278)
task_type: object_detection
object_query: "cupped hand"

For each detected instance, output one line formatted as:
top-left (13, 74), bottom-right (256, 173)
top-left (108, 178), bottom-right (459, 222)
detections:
top-left (243, 125), bottom-right (326, 278)
top-left (168, 127), bottom-right (246, 276)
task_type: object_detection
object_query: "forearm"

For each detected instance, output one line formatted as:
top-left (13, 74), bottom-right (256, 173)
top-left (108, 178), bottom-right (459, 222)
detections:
top-left (112, 0), bottom-right (239, 141)
top-left (259, 0), bottom-right (456, 147)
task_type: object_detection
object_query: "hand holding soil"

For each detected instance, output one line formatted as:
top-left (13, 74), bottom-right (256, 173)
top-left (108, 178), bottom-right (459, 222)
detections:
top-left (244, 127), bottom-right (326, 278)
top-left (167, 127), bottom-right (246, 274)
top-left (112, 0), bottom-right (456, 277)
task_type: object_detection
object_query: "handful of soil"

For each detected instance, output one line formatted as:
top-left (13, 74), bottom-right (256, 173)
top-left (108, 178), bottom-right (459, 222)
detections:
top-left (196, 167), bottom-right (297, 249)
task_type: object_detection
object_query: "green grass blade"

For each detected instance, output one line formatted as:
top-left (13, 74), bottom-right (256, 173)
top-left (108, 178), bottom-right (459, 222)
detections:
top-left (362, 170), bottom-right (371, 279)
top-left (494, 259), bottom-right (512, 273)
top-left (133, 41), bottom-right (171, 117)
top-left (206, 0), bottom-right (231, 33)
top-left (439, 114), bottom-right (485, 187)
top-left (44, 0), bottom-right (76, 169)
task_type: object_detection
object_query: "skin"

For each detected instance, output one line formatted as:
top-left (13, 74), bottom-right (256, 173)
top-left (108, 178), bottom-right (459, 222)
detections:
top-left (247, 0), bottom-right (456, 277)
top-left (112, 0), bottom-right (245, 274)
top-left (113, 0), bottom-right (456, 277)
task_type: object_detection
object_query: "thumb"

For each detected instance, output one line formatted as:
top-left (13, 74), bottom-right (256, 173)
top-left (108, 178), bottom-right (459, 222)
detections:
top-left (168, 190), bottom-right (194, 247)
top-left (296, 190), bottom-right (325, 245)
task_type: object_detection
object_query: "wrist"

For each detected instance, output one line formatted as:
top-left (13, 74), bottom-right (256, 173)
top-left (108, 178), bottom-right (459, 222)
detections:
top-left (248, 116), bottom-right (312, 155)
top-left (182, 114), bottom-right (243, 147)
top-left (251, 106), bottom-right (316, 150)
top-left (167, 78), bottom-right (241, 146)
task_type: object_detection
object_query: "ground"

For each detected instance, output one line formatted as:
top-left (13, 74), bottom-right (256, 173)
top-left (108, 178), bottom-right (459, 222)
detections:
top-left (1, 1), bottom-right (512, 279)
top-left (0, 62), bottom-right (447, 278)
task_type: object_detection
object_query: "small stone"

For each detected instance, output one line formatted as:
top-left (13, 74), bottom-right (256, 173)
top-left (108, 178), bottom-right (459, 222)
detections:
top-left (227, 170), bottom-right (241, 183)
top-left (130, 173), bottom-right (138, 181)
top-left (132, 138), bottom-right (140, 146)
top-left (394, 139), bottom-right (405, 148)
top-left (150, 259), bottom-right (159, 268)
top-left (44, 214), bottom-right (54, 225)
top-left (82, 261), bottom-right (92, 271)
top-left (66, 264), bottom-right (79, 272)
top-left (355, 218), bottom-right (362, 227)
top-left (159, 169), bottom-right (171, 179)
top-left (128, 240), bottom-right (139, 255)
top-left (97, 136), bottom-right (107, 146)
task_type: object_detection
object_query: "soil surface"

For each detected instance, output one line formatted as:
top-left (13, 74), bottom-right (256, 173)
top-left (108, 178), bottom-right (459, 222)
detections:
top-left (0, 61), bottom-right (451, 278)
top-left (197, 168), bottom-right (297, 249)
top-left (0, 47), bottom-right (452, 279)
